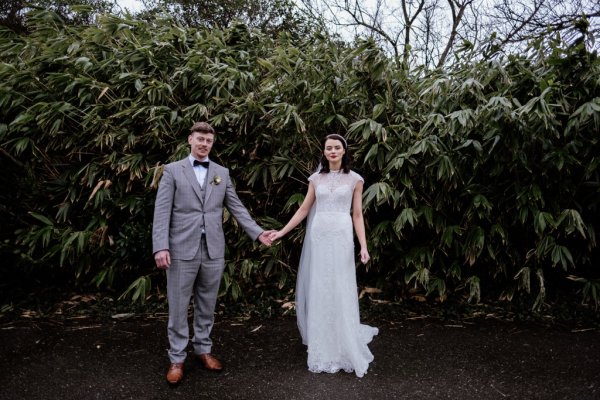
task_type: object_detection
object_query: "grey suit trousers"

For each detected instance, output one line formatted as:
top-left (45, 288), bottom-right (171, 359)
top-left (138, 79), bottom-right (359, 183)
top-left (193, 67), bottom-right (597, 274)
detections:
top-left (166, 235), bottom-right (224, 363)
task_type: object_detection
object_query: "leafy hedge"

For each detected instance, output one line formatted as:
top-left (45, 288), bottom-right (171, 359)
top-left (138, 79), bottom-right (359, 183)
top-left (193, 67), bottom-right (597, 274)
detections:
top-left (1, 10), bottom-right (598, 309)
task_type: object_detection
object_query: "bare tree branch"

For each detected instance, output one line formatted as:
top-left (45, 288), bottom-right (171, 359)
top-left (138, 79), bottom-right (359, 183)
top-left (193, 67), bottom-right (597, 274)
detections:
top-left (437, 0), bottom-right (472, 67)
top-left (296, 0), bottom-right (599, 69)
top-left (401, 0), bottom-right (427, 67)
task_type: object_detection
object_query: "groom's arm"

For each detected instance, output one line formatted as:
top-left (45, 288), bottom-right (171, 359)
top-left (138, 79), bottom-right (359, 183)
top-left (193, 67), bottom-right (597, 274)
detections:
top-left (222, 172), bottom-right (266, 241)
top-left (152, 166), bottom-right (175, 255)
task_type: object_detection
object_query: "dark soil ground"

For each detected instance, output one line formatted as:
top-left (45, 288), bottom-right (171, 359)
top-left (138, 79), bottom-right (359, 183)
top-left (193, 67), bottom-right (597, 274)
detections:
top-left (1, 307), bottom-right (599, 400)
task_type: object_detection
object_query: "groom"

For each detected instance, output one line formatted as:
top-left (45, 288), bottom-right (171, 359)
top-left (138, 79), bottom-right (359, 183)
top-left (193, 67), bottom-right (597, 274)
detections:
top-left (152, 121), bottom-right (273, 384)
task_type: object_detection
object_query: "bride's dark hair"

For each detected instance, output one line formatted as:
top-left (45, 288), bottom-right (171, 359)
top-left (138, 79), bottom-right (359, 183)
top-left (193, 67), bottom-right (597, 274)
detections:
top-left (319, 134), bottom-right (351, 174)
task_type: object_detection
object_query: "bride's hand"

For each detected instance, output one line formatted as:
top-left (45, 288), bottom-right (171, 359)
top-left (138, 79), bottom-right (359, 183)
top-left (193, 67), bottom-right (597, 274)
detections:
top-left (269, 231), bottom-right (284, 241)
top-left (360, 248), bottom-right (370, 264)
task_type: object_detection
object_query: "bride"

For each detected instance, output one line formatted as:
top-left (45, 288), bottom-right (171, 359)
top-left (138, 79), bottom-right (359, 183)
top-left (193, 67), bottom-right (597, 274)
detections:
top-left (270, 134), bottom-right (378, 378)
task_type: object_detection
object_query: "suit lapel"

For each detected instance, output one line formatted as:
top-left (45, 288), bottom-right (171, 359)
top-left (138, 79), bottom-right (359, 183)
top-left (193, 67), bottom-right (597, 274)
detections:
top-left (205, 163), bottom-right (215, 204)
top-left (181, 160), bottom-right (204, 204)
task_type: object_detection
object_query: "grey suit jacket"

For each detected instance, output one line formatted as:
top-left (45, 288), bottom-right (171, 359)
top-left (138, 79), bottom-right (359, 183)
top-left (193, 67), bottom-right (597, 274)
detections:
top-left (152, 158), bottom-right (263, 260)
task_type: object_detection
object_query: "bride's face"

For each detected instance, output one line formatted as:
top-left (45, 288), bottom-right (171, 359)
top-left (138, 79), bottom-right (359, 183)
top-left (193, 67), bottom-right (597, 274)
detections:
top-left (323, 139), bottom-right (345, 163)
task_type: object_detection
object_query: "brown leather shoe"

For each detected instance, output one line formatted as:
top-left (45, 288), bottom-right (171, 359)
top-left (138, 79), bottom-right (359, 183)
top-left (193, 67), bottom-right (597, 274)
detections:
top-left (166, 363), bottom-right (184, 384)
top-left (196, 353), bottom-right (223, 372)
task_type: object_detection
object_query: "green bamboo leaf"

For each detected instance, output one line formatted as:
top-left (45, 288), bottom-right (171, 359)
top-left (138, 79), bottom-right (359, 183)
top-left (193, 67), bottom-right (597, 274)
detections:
top-left (283, 193), bottom-right (305, 212)
top-left (532, 269), bottom-right (546, 311)
top-left (29, 212), bottom-right (54, 226)
top-left (559, 209), bottom-right (586, 238)
top-left (441, 226), bottom-right (458, 248)
top-left (420, 206), bottom-right (433, 228)
top-left (551, 245), bottom-right (573, 270)
top-left (514, 267), bottom-right (531, 293)
top-left (394, 208), bottom-right (418, 232)
top-left (10, 113), bottom-right (33, 125)
top-left (372, 103), bottom-right (385, 119)
top-left (426, 277), bottom-right (446, 297)
top-left (75, 57), bottom-right (92, 70)
top-left (363, 182), bottom-right (398, 208)
top-left (466, 276), bottom-right (480, 303)
top-left (257, 58), bottom-right (274, 70)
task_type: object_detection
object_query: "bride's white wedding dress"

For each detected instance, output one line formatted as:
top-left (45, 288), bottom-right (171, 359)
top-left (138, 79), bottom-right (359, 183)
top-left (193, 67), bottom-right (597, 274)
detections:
top-left (295, 170), bottom-right (378, 378)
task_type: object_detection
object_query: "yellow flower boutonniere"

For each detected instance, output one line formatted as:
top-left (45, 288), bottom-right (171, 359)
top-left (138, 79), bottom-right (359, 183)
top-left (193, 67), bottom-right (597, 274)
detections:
top-left (211, 175), bottom-right (222, 185)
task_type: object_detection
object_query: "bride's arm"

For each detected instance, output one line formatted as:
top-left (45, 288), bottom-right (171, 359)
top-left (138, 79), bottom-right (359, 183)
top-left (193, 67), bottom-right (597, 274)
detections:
top-left (271, 183), bottom-right (316, 240)
top-left (352, 181), bottom-right (370, 264)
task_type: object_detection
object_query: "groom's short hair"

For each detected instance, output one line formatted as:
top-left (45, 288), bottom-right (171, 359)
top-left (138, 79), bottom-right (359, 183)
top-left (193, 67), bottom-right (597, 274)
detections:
top-left (190, 121), bottom-right (215, 135)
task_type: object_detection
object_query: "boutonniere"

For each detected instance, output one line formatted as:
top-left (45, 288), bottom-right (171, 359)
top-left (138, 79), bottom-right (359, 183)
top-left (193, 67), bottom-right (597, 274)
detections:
top-left (211, 175), bottom-right (222, 185)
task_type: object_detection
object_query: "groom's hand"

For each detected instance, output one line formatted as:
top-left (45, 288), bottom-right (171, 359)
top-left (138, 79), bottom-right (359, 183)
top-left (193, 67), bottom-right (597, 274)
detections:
top-left (258, 230), bottom-right (275, 247)
top-left (155, 250), bottom-right (171, 269)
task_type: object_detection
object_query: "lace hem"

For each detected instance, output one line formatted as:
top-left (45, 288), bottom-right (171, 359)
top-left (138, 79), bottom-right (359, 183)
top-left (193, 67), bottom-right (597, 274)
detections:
top-left (308, 361), bottom-right (369, 378)
top-left (307, 325), bottom-right (379, 378)
top-left (309, 362), bottom-right (356, 375)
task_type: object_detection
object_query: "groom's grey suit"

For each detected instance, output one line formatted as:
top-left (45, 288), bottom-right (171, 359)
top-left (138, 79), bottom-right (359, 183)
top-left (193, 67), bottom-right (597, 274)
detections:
top-left (153, 157), bottom-right (263, 363)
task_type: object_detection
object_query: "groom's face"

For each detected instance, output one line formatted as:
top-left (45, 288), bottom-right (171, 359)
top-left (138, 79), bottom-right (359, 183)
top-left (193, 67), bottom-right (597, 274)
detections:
top-left (188, 131), bottom-right (214, 160)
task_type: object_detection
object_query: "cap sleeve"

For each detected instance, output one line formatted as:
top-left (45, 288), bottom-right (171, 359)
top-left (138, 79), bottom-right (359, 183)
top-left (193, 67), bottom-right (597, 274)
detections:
top-left (308, 172), bottom-right (320, 182)
top-left (351, 170), bottom-right (364, 184)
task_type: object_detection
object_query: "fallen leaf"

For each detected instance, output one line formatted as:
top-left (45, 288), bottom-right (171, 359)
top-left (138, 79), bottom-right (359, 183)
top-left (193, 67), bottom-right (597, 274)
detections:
top-left (359, 287), bottom-right (383, 299)
top-left (281, 301), bottom-right (295, 309)
top-left (111, 313), bottom-right (135, 320)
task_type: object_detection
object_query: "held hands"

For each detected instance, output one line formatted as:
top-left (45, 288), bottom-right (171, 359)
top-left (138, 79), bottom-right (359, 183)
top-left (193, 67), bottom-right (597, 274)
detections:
top-left (268, 230), bottom-right (285, 242)
top-left (258, 230), bottom-right (277, 247)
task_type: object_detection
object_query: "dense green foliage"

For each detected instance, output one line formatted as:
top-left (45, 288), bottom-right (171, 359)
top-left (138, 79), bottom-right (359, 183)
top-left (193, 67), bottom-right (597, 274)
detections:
top-left (0, 1), bottom-right (117, 33)
top-left (0, 0), bottom-right (312, 38)
top-left (0, 10), bottom-right (598, 309)
top-left (139, 0), bottom-right (313, 38)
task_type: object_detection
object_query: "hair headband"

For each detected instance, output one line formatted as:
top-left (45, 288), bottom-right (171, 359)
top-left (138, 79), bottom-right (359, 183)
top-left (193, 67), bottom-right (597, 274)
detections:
top-left (327, 134), bottom-right (347, 148)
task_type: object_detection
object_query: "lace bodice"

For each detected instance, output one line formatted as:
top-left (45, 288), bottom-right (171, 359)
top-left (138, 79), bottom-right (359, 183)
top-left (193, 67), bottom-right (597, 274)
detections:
top-left (309, 170), bottom-right (363, 213)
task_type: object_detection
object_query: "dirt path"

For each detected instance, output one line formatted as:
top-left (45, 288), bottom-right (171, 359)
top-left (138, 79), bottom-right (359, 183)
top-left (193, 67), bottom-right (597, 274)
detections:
top-left (1, 315), bottom-right (598, 399)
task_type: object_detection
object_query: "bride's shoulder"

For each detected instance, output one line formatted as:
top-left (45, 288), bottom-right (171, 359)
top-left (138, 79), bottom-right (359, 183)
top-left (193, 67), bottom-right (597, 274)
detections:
top-left (349, 170), bottom-right (364, 182)
top-left (308, 171), bottom-right (321, 182)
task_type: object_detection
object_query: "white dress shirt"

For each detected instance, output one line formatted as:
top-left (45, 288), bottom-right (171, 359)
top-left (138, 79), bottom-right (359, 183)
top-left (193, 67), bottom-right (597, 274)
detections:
top-left (189, 155), bottom-right (209, 187)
